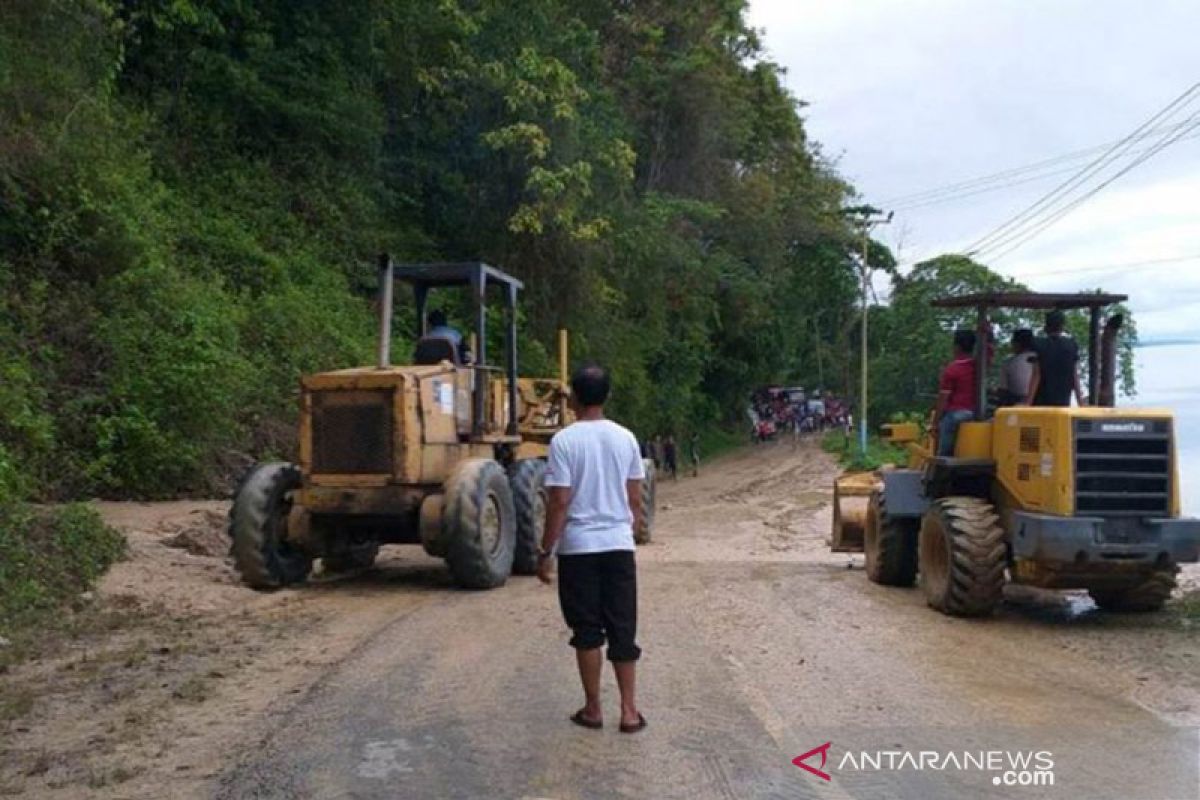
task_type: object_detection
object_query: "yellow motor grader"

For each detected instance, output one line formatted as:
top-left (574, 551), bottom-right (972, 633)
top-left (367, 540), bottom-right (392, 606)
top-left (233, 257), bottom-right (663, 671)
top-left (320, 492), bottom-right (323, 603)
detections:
top-left (230, 258), bottom-right (656, 590)
top-left (832, 291), bottom-right (1200, 616)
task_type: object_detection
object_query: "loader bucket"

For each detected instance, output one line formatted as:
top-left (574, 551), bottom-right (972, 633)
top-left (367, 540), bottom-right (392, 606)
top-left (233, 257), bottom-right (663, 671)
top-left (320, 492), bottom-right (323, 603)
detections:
top-left (831, 471), bottom-right (880, 553)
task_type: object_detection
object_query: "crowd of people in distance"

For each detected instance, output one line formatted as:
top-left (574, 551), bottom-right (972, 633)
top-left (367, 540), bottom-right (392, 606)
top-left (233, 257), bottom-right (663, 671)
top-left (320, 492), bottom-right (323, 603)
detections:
top-left (643, 433), bottom-right (700, 480)
top-left (748, 386), bottom-right (852, 443)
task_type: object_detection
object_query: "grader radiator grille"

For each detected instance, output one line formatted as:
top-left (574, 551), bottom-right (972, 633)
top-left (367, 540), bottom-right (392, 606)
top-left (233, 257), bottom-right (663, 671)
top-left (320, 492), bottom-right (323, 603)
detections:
top-left (311, 390), bottom-right (393, 474)
top-left (1074, 419), bottom-right (1171, 516)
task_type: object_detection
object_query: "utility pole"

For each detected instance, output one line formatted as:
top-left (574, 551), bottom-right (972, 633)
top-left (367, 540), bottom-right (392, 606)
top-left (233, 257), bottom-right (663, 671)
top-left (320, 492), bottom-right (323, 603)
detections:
top-left (850, 209), bottom-right (892, 457)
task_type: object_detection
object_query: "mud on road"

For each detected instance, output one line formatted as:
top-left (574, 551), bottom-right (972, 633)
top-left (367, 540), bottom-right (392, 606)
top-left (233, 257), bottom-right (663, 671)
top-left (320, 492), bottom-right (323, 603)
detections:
top-left (1, 440), bottom-right (1197, 799)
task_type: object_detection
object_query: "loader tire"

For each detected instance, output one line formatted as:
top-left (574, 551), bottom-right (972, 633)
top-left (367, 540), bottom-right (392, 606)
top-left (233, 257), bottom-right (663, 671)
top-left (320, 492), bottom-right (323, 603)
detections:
top-left (443, 459), bottom-right (516, 589)
top-left (229, 463), bottom-right (312, 590)
top-left (635, 458), bottom-right (656, 545)
top-left (323, 542), bottom-right (380, 573)
top-left (509, 459), bottom-right (547, 575)
top-left (1089, 568), bottom-right (1177, 612)
top-left (918, 496), bottom-right (1006, 617)
top-left (864, 490), bottom-right (918, 587)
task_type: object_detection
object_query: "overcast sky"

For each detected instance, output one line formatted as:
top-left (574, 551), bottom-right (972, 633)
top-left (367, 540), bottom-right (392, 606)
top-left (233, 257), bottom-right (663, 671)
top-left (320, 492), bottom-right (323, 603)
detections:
top-left (747, 0), bottom-right (1200, 341)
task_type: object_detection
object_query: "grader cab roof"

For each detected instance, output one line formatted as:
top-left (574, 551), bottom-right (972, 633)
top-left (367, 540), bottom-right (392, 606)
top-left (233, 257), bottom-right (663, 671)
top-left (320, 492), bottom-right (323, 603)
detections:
top-left (392, 261), bottom-right (524, 291)
top-left (931, 291), bottom-right (1127, 310)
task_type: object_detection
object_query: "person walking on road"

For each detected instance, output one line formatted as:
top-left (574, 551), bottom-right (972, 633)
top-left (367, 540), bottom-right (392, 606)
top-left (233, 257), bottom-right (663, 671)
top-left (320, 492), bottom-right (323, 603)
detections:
top-left (689, 432), bottom-right (701, 477)
top-left (662, 435), bottom-right (678, 480)
top-left (537, 363), bottom-right (648, 734)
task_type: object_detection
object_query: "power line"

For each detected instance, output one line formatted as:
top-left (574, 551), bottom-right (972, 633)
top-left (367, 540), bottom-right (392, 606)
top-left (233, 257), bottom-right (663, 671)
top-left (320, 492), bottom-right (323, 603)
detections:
top-left (889, 129), bottom-right (1200, 211)
top-left (883, 119), bottom-right (1198, 208)
top-left (965, 84), bottom-right (1200, 255)
top-left (892, 250), bottom-right (1200, 277)
top-left (980, 112), bottom-right (1200, 262)
top-left (963, 82), bottom-right (1200, 257)
top-left (1006, 252), bottom-right (1200, 278)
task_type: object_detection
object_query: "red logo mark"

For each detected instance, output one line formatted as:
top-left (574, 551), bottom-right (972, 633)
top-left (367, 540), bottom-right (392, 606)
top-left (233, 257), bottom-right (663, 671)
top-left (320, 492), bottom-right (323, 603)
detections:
top-left (793, 741), bottom-right (833, 781)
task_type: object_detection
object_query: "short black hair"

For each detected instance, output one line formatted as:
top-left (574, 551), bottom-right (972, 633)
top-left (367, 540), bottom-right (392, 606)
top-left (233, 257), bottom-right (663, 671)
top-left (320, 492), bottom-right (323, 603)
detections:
top-left (1012, 328), bottom-right (1035, 350)
top-left (1045, 309), bottom-right (1066, 333)
top-left (429, 309), bottom-right (448, 327)
top-left (570, 362), bottom-right (610, 407)
top-left (953, 329), bottom-right (977, 354)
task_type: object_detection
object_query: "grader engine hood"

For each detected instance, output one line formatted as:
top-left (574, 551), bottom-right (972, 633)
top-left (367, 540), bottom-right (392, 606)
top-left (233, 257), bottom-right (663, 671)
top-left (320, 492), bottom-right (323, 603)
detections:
top-left (309, 389), bottom-right (394, 475)
top-left (299, 365), bottom-right (469, 487)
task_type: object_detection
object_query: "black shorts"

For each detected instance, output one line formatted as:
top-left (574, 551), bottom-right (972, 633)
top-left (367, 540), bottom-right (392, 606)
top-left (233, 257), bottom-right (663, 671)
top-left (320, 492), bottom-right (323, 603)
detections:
top-left (557, 550), bottom-right (641, 662)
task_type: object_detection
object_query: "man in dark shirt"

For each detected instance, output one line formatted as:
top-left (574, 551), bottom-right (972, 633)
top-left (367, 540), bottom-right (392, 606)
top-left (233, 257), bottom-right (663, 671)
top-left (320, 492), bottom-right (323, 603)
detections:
top-left (1027, 310), bottom-right (1086, 407)
top-left (935, 329), bottom-right (977, 457)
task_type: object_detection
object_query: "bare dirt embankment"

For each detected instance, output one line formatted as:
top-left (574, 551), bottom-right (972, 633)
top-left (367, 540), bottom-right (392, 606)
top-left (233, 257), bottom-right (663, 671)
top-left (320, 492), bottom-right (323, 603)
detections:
top-left (0, 502), bottom-right (445, 797)
top-left (1, 440), bottom-right (1197, 799)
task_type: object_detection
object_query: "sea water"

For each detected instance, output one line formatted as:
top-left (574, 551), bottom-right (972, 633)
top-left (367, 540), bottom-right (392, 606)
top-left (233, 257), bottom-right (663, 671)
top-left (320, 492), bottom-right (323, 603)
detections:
top-left (1133, 342), bottom-right (1200, 516)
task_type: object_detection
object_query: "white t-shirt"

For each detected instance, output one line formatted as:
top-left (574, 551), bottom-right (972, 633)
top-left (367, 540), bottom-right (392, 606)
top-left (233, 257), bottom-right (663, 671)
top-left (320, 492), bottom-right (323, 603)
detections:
top-left (545, 419), bottom-right (646, 555)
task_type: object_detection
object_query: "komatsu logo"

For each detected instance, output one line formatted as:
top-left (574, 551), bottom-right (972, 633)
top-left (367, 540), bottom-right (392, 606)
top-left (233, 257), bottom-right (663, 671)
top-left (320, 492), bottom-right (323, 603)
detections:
top-left (1100, 422), bottom-right (1147, 434)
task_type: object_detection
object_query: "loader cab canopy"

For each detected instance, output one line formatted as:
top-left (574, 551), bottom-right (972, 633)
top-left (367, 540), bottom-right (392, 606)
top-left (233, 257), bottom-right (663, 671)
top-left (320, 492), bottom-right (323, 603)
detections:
top-left (930, 291), bottom-right (1126, 311)
top-left (930, 290), bottom-right (1129, 419)
top-left (377, 257), bottom-right (525, 436)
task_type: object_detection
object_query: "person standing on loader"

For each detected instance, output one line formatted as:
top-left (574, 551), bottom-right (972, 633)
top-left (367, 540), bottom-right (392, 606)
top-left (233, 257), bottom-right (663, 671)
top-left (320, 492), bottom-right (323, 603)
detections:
top-left (997, 328), bottom-right (1036, 406)
top-left (1027, 309), bottom-right (1086, 407)
top-left (933, 329), bottom-right (977, 457)
top-left (538, 363), bottom-right (648, 734)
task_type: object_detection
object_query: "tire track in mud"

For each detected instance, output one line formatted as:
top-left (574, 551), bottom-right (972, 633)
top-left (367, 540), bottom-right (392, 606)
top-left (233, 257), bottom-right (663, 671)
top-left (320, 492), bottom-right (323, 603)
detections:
top-left (111, 440), bottom-right (1200, 799)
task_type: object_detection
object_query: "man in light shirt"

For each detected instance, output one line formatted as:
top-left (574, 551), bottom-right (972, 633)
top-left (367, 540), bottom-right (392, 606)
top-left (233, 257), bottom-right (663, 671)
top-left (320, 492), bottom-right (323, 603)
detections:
top-left (537, 362), bottom-right (647, 734)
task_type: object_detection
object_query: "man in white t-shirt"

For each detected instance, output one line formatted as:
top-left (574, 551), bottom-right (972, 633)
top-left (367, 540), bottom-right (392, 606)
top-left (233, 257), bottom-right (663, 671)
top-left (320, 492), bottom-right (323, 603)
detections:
top-left (537, 362), bottom-right (647, 734)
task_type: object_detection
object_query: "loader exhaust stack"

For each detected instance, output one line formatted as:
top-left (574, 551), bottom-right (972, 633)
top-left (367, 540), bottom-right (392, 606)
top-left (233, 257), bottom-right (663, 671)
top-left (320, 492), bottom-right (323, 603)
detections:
top-left (1099, 313), bottom-right (1123, 408)
top-left (377, 253), bottom-right (394, 369)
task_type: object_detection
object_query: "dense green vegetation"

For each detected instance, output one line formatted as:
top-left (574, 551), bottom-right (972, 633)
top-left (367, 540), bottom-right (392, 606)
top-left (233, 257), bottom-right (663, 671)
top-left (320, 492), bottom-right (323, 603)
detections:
top-left (0, 2), bottom-right (1135, 503)
top-left (1, 0), bottom-right (873, 500)
top-left (821, 429), bottom-right (907, 472)
top-left (0, 504), bottom-right (125, 641)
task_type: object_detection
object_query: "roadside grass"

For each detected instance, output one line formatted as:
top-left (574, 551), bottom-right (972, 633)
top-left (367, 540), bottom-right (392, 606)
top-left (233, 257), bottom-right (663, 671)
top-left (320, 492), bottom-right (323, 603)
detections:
top-left (0, 503), bottom-right (126, 669)
top-left (821, 429), bottom-right (907, 472)
top-left (1170, 589), bottom-right (1200, 622)
top-left (695, 426), bottom-right (745, 462)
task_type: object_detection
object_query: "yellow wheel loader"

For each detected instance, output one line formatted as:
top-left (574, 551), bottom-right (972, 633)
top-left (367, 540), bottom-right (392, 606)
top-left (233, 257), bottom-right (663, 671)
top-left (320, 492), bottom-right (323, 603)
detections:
top-left (833, 291), bottom-right (1200, 616)
top-left (229, 258), bottom-right (657, 590)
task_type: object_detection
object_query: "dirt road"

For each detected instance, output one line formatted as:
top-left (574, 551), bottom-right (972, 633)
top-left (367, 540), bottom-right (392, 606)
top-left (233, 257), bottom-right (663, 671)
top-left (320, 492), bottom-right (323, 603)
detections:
top-left (2, 440), bottom-right (1197, 798)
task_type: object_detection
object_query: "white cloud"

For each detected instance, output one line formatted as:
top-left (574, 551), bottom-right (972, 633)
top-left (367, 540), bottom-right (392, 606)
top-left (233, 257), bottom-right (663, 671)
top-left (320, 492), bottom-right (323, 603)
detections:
top-left (748, 0), bottom-right (1200, 339)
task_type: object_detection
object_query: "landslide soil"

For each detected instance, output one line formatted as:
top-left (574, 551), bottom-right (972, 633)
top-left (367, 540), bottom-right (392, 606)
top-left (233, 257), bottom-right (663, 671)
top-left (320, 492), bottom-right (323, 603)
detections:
top-left (0, 440), bottom-right (1195, 799)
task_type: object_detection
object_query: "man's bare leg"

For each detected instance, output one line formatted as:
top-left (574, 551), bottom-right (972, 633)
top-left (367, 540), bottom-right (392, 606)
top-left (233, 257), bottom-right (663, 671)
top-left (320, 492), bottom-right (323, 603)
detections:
top-left (576, 647), bottom-right (603, 723)
top-left (612, 660), bottom-right (640, 726)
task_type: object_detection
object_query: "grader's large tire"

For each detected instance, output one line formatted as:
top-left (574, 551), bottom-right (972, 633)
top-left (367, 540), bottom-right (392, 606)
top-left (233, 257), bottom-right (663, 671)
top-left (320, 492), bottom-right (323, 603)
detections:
top-left (229, 463), bottom-right (313, 590)
top-left (443, 459), bottom-right (517, 589)
top-left (509, 459), bottom-right (547, 575)
top-left (918, 496), bottom-right (1006, 617)
top-left (864, 490), bottom-right (918, 587)
top-left (1089, 568), bottom-right (1178, 612)
top-left (635, 458), bottom-right (657, 545)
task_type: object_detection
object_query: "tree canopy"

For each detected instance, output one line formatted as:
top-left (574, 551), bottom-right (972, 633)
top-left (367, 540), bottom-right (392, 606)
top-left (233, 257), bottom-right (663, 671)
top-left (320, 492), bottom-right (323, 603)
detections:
top-left (0, 1), bottom-right (1138, 501)
top-left (0, 0), bottom-right (870, 499)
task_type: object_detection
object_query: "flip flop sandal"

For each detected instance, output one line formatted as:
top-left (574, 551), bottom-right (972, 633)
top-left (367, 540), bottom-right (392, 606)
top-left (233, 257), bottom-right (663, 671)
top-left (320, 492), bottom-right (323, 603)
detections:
top-left (619, 713), bottom-right (648, 734)
top-left (570, 710), bottom-right (603, 730)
